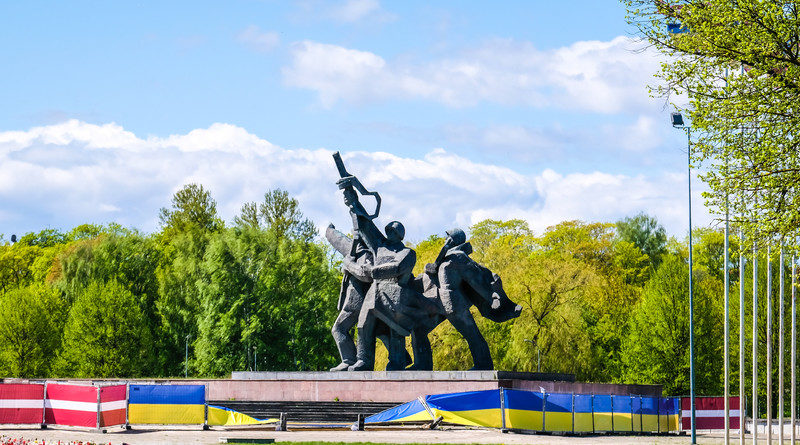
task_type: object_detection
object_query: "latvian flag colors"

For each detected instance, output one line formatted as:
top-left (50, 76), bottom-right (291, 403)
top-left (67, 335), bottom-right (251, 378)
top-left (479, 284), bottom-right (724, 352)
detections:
top-left (0, 383), bottom-right (44, 424)
top-left (98, 385), bottom-right (127, 427)
top-left (682, 396), bottom-right (740, 430)
top-left (44, 383), bottom-right (127, 428)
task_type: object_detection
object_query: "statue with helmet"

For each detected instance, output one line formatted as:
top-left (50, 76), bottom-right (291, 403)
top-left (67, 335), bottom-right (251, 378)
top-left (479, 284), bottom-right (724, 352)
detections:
top-left (326, 152), bottom-right (522, 371)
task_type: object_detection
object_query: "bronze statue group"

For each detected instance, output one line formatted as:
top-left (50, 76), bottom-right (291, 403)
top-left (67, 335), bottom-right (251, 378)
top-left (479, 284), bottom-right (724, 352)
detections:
top-left (326, 153), bottom-right (521, 372)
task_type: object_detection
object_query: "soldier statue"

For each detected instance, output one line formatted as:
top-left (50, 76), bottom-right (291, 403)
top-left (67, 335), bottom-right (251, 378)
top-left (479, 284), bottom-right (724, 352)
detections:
top-left (327, 152), bottom-right (521, 371)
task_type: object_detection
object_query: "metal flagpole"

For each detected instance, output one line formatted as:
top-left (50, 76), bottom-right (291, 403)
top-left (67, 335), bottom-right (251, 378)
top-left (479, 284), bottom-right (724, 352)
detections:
top-left (792, 253), bottom-right (796, 444)
top-left (725, 169), bottom-right (731, 444)
top-left (768, 244), bottom-right (773, 444)
top-left (739, 221), bottom-right (745, 443)
top-left (753, 237), bottom-right (759, 444)
top-left (779, 248), bottom-right (785, 444)
top-left (687, 126), bottom-right (697, 444)
top-left (723, 69), bottom-right (731, 445)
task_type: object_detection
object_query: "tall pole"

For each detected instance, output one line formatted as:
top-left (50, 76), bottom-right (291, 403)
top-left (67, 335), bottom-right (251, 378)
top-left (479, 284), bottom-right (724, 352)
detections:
top-left (768, 244), bottom-right (773, 444)
top-left (723, 69), bottom-right (730, 445)
top-left (779, 248), bottom-right (785, 444)
top-left (739, 223), bottom-right (745, 442)
top-left (753, 237), bottom-right (759, 443)
top-left (725, 174), bottom-right (731, 444)
top-left (791, 254), bottom-right (796, 444)
top-left (688, 126), bottom-right (697, 444)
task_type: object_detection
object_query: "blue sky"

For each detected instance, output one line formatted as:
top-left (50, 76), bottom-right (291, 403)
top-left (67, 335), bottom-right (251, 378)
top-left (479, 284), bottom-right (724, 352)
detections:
top-left (0, 1), bottom-right (708, 241)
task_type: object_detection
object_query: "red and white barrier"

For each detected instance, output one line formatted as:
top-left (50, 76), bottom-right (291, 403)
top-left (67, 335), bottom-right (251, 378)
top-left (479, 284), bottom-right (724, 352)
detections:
top-left (0, 383), bottom-right (44, 425)
top-left (98, 385), bottom-right (127, 427)
top-left (45, 383), bottom-right (100, 428)
top-left (681, 396), bottom-right (740, 430)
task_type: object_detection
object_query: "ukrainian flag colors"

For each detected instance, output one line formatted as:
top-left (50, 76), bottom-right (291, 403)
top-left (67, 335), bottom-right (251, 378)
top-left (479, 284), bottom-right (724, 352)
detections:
top-left (592, 395), bottom-right (613, 431)
top-left (662, 397), bottom-right (680, 431)
top-left (128, 384), bottom-right (205, 425)
top-left (637, 396), bottom-right (659, 432)
top-left (367, 388), bottom-right (682, 434)
top-left (503, 389), bottom-right (543, 430)
top-left (612, 395), bottom-right (633, 432)
top-left (573, 394), bottom-right (593, 432)
top-left (365, 398), bottom-right (432, 423)
top-left (427, 390), bottom-right (502, 428)
top-left (543, 393), bottom-right (572, 431)
top-left (207, 405), bottom-right (277, 426)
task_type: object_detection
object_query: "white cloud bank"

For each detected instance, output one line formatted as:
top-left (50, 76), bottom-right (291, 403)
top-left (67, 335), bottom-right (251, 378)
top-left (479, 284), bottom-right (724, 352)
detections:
top-left (283, 36), bottom-right (664, 112)
top-left (0, 120), bottom-right (708, 239)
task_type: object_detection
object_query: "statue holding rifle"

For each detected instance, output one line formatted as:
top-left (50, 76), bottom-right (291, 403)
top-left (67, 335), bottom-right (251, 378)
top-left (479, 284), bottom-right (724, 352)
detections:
top-left (326, 152), bottom-right (521, 371)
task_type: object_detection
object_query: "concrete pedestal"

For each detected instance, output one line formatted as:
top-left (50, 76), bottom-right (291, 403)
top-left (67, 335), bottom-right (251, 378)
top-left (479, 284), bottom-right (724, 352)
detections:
top-left (208, 371), bottom-right (661, 403)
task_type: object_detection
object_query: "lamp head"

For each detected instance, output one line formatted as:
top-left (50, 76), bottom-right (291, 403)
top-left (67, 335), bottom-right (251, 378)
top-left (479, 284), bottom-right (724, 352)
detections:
top-left (671, 112), bottom-right (685, 128)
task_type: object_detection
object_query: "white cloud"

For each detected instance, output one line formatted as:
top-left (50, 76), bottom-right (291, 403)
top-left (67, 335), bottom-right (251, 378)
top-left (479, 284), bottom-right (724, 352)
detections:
top-left (0, 120), bottom-right (708, 239)
top-left (603, 115), bottom-right (664, 152)
top-left (236, 25), bottom-right (280, 52)
top-left (330, 0), bottom-right (380, 22)
top-left (283, 36), bottom-right (665, 112)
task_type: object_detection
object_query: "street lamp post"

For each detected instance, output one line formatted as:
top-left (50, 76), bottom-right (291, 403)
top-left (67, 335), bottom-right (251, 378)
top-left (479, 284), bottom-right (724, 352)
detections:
top-left (672, 112), bottom-right (696, 444)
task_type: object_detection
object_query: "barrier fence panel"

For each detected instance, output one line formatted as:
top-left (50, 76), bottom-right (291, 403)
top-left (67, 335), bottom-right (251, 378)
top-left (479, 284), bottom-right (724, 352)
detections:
top-left (98, 385), bottom-right (127, 428)
top-left (640, 396), bottom-right (659, 432)
top-left (632, 396), bottom-right (642, 432)
top-left (573, 394), bottom-right (593, 432)
top-left (667, 397), bottom-right (680, 431)
top-left (544, 392), bottom-right (572, 432)
top-left (364, 389), bottom-right (682, 434)
top-left (424, 389), bottom-right (502, 428)
top-left (593, 394), bottom-right (613, 432)
top-left (503, 389), bottom-right (543, 431)
top-left (128, 384), bottom-right (206, 425)
top-left (0, 383), bottom-right (44, 425)
top-left (612, 395), bottom-right (633, 432)
top-left (207, 405), bottom-right (279, 426)
top-left (45, 383), bottom-right (98, 428)
top-left (681, 396), bottom-right (740, 430)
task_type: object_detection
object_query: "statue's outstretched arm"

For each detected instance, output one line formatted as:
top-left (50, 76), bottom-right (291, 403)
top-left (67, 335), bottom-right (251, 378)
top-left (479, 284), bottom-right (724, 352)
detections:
top-left (325, 224), bottom-right (352, 256)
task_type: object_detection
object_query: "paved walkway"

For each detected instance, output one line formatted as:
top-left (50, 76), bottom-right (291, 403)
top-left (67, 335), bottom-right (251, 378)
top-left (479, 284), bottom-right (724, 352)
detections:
top-left (0, 425), bottom-right (744, 445)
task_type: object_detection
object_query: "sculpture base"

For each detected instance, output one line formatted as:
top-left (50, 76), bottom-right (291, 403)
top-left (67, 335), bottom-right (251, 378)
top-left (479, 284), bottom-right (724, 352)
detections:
top-left (200, 371), bottom-right (661, 403)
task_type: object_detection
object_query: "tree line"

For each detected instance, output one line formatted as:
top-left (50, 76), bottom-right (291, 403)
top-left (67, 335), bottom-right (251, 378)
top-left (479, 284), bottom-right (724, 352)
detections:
top-left (0, 184), bottom-right (792, 405)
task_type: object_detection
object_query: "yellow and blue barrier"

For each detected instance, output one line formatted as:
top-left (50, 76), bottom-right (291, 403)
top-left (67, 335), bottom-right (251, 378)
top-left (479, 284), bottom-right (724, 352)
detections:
top-left (359, 397), bottom-right (432, 423)
top-left (207, 405), bottom-right (278, 426)
top-left (366, 388), bottom-right (682, 434)
top-left (612, 394), bottom-right (633, 431)
top-left (128, 384), bottom-right (206, 425)
top-left (427, 390), bottom-right (503, 428)
top-left (573, 394), bottom-right (593, 432)
top-left (503, 388), bottom-right (543, 430)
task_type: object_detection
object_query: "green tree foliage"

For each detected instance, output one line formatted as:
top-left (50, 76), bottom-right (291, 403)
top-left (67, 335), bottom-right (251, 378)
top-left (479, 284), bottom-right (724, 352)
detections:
top-left (55, 281), bottom-right (154, 377)
top-left (194, 227), bottom-right (339, 375)
top-left (622, 253), bottom-right (723, 395)
top-left (155, 183), bottom-right (224, 375)
top-left (624, 0), bottom-right (800, 246)
top-left (159, 183), bottom-right (223, 236)
top-left (0, 243), bottom-right (42, 293)
top-left (234, 189), bottom-right (317, 241)
top-left (52, 232), bottom-right (166, 371)
top-left (0, 284), bottom-right (66, 377)
top-left (616, 212), bottom-right (667, 269)
top-left (17, 228), bottom-right (68, 247)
